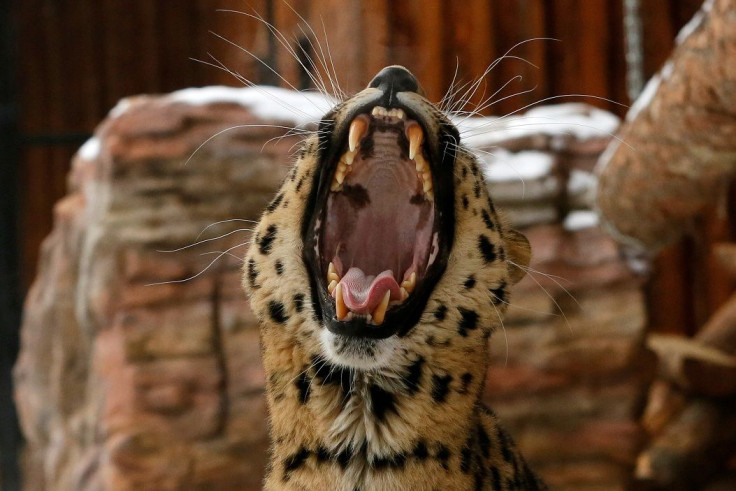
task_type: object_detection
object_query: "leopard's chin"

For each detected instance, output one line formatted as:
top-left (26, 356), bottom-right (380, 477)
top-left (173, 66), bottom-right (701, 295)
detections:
top-left (319, 329), bottom-right (399, 371)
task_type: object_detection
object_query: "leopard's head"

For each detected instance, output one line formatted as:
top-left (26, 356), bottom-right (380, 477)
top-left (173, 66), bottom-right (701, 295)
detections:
top-left (245, 66), bottom-right (531, 373)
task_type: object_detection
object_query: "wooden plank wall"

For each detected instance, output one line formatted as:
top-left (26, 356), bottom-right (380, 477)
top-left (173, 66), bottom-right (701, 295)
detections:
top-left (15, 0), bottom-right (727, 336)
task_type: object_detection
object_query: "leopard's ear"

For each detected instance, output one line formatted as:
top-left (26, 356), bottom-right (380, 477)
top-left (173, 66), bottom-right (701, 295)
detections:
top-left (504, 229), bottom-right (531, 285)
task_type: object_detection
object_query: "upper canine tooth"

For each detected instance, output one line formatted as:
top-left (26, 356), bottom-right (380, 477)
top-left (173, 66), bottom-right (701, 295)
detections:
top-left (349, 118), bottom-right (368, 152)
top-left (335, 283), bottom-right (348, 320)
top-left (406, 123), bottom-right (424, 160)
top-left (372, 290), bottom-right (391, 325)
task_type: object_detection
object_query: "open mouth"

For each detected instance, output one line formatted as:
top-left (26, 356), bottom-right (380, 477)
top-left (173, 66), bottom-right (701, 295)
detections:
top-left (303, 95), bottom-right (456, 339)
top-left (323, 106), bottom-right (437, 325)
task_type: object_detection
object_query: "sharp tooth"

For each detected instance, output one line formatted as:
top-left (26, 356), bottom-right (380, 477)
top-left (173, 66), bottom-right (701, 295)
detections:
top-left (328, 262), bottom-right (340, 283)
top-left (401, 272), bottom-right (416, 294)
top-left (372, 290), bottom-right (391, 325)
top-left (335, 283), bottom-right (348, 320)
top-left (345, 149), bottom-right (356, 166)
top-left (400, 287), bottom-right (409, 301)
top-left (349, 117), bottom-right (367, 152)
top-left (335, 167), bottom-right (346, 184)
top-left (328, 279), bottom-right (338, 293)
top-left (395, 108), bottom-right (406, 120)
top-left (414, 152), bottom-right (427, 172)
top-left (371, 107), bottom-right (381, 117)
top-left (407, 124), bottom-right (424, 160)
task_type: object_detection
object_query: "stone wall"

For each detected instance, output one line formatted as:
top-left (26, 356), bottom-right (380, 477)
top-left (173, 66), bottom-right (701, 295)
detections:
top-left (15, 89), bottom-right (650, 490)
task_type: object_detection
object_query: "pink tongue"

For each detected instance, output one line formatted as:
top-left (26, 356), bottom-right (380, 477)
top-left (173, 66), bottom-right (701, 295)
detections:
top-left (337, 267), bottom-right (402, 314)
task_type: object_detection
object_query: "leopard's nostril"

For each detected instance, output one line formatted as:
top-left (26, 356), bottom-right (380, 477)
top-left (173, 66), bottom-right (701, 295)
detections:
top-left (368, 65), bottom-right (425, 102)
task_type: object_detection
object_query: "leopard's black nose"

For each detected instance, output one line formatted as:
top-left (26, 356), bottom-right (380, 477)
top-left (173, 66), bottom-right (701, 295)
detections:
top-left (368, 66), bottom-right (424, 105)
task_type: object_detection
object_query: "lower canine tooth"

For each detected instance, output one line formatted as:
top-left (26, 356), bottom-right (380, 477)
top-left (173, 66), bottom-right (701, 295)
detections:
top-left (335, 283), bottom-right (348, 320)
top-left (372, 290), bottom-right (391, 325)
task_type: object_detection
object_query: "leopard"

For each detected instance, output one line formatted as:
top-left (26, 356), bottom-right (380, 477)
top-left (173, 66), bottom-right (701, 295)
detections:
top-left (243, 65), bottom-right (546, 490)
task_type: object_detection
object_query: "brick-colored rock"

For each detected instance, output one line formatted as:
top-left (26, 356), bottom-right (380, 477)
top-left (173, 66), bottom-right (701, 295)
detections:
top-left (15, 90), bottom-right (646, 490)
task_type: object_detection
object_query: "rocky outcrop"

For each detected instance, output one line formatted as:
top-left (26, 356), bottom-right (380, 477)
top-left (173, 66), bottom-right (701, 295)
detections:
top-left (15, 89), bottom-right (649, 490)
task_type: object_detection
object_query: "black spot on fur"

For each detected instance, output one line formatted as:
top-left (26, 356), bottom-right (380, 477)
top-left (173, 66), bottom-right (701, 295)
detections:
top-left (295, 371), bottom-right (310, 404)
top-left (474, 468), bottom-right (486, 491)
top-left (315, 446), bottom-right (330, 462)
top-left (474, 181), bottom-right (481, 198)
top-left (404, 357), bottom-right (424, 395)
top-left (275, 260), bottom-right (284, 275)
top-left (462, 195), bottom-right (469, 210)
top-left (258, 224), bottom-right (278, 255)
top-left (296, 176), bottom-right (305, 192)
top-left (434, 304), bottom-right (448, 321)
top-left (460, 439), bottom-right (472, 473)
top-left (293, 293), bottom-right (305, 312)
top-left (498, 427), bottom-right (514, 463)
top-left (436, 444), bottom-right (451, 471)
top-left (431, 374), bottom-right (453, 403)
top-left (481, 209), bottom-right (495, 230)
top-left (268, 301), bottom-right (289, 324)
top-left (413, 441), bottom-right (429, 460)
top-left (371, 452), bottom-right (407, 470)
top-left (491, 467), bottom-right (502, 489)
top-left (283, 447), bottom-right (310, 477)
top-left (369, 384), bottom-right (398, 421)
top-left (460, 372), bottom-right (473, 394)
top-left (313, 355), bottom-right (353, 397)
top-left (247, 258), bottom-right (259, 288)
top-left (478, 234), bottom-right (497, 263)
top-left (489, 281), bottom-right (507, 305)
top-left (464, 275), bottom-right (476, 289)
top-left (266, 192), bottom-right (284, 213)
top-left (457, 307), bottom-right (479, 337)
top-left (462, 165), bottom-right (468, 178)
top-left (335, 447), bottom-right (352, 468)
top-left (478, 423), bottom-right (491, 458)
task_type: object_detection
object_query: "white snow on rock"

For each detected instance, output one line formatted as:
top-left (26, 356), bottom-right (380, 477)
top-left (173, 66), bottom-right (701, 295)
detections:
top-left (567, 169), bottom-right (597, 195)
top-left (78, 137), bottom-right (101, 161)
top-left (108, 98), bottom-right (132, 119)
top-left (563, 210), bottom-right (599, 231)
top-left (480, 149), bottom-right (554, 183)
top-left (168, 85), bottom-right (336, 127)
top-left (456, 103), bottom-right (620, 148)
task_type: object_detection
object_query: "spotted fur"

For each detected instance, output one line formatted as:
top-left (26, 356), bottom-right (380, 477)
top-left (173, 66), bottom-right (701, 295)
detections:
top-left (243, 68), bottom-right (544, 490)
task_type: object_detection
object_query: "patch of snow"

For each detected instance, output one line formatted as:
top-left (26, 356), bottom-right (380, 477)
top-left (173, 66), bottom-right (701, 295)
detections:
top-left (563, 210), bottom-right (599, 231)
top-left (78, 137), bottom-right (101, 161)
top-left (109, 98), bottom-right (132, 118)
top-left (676, 9), bottom-right (705, 44)
top-left (169, 85), bottom-right (335, 127)
top-left (568, 169), bottom-right (596, 195)
top-left (456, 103), bottom-right (620, 148)
top-left (480, 149), bottom-right (554, 183)
top-left (626, 73), bottom-right (661, 122)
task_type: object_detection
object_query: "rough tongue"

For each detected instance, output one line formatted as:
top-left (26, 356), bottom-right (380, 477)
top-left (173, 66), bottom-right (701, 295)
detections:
top-left (337, 267), bottom-right (402, 314)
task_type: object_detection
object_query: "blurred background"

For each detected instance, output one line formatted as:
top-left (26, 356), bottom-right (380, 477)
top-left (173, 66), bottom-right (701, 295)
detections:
top-left (3, 0), bottom-right (735, 490)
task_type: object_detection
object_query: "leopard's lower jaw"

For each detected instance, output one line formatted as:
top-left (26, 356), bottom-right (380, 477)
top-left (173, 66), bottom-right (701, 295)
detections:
top-left (320, 329), bottom-right (399, 370)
